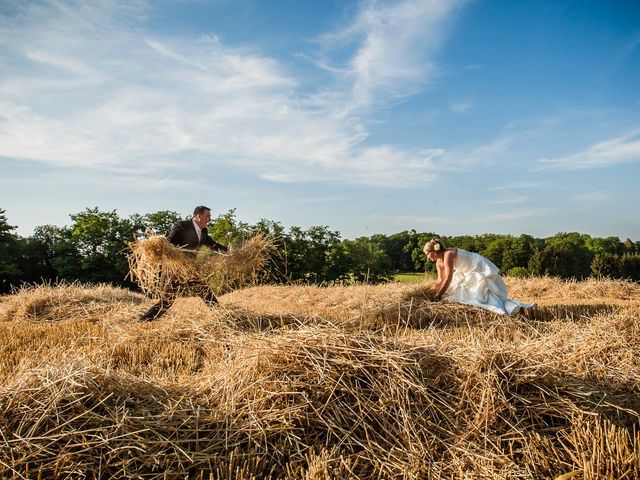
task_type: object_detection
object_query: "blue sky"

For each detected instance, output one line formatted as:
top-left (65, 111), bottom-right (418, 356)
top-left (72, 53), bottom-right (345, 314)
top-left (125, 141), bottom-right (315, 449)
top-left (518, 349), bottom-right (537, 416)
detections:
top-left (1, 0), bottom-right (639, 239)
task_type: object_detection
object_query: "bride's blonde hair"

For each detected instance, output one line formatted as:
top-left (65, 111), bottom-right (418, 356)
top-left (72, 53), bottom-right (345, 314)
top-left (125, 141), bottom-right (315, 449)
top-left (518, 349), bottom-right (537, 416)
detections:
top-left (423, 238), bottom-right (445, 254)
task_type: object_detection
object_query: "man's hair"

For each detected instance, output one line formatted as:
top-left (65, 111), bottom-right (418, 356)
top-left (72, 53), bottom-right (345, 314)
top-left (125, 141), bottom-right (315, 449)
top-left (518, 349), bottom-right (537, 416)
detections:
top-left (193, 205), bottom-right (211, 216)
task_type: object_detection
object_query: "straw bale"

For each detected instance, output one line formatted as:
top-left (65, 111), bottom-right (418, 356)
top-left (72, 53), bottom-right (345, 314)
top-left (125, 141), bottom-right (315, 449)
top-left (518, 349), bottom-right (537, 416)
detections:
top-left (0, 282), bottom-right (143, 323)
top-left (506, 276), bottom-right (640, 302)
top-left (128, 234), bottom-right (274, 298)
top-left (195, 234), bottom-right (275, 295)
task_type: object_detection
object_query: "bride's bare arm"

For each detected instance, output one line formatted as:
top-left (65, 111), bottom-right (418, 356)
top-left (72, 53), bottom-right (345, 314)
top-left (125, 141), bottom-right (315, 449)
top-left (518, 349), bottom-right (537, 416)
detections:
top-left (434, 260), bottom-right (444, 289)
top-left (435, 251), bottom-right (454, 300)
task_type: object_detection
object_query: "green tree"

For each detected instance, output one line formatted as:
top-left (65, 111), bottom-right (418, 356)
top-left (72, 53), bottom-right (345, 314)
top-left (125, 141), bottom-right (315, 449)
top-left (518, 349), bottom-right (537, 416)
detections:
top-left (481, 234), bottom-right (538, 272)
top-left (480, 236), bottom-right (511, 270)
top-left (344, 237), bottom-right (393, 283)
top-left (528, 233), bottom-right (593, 279)
top-left (503, 235), bottom-right (541, 272)
top-left (251, 218), bottom-right (288, 283)
top-left (283, 226), bottom-right (344, 283)
top-left (624, 238), bottom-right (636, 255)
top-left (585, 236), bottom-right (624, 257)
top-left (31, 225), bottom-right (82, 281)
top-left (0, 209), bottom-right (22, 292)
top-left (591, 253), bottom-right (621, 278)
top-left (379, 230), bottom-right (420, 272)
top-left (137, 210), bottom-right (183, 236)
top-left (621, 254), bottom-right (640, 281)
top-left (209, 209), bottom-right (251, 246)
top-left (68, 207), bottom-right (136, 285)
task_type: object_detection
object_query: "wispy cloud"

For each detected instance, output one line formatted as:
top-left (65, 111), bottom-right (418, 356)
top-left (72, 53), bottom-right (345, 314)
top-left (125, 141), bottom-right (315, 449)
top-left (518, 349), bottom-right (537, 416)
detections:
top-left (485, 195), bottom-right (529, 205)
top-left (449, 101), bottom-right (472, 113)
top-left (490, 208), bottom-right (546, 221)
top-left (536, 130), bottom-right (640, 170)
top-left (316, 0), bottom-right (468, 111)
top-left (490, 182), bottom-right (547, 191)
top-left (572, 190), bottom-right (607, 203)
top-left (370, 213), bottom-right (454, 225)
top-left (0, 0), bottom-right (468, 188)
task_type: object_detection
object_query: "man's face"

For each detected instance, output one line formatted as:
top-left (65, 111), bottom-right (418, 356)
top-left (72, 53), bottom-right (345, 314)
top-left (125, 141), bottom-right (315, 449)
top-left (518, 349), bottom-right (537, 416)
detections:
top-left (195, 210), bottom-right (211, 228)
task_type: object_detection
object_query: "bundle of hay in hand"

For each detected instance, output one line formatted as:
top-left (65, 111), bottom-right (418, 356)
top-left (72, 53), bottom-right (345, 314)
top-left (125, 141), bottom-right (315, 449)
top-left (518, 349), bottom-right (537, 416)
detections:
top-left (128, 233), bottom-right (274, 298)
top-left (194, 234), bottom-right (275, 295)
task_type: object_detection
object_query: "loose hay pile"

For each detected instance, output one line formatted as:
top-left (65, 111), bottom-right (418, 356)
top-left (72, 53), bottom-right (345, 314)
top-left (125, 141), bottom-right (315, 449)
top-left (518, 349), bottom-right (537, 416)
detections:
top-left (128, 234), bottom-right (274, 298)
top-left (1, 278), bottom-right (639, 479)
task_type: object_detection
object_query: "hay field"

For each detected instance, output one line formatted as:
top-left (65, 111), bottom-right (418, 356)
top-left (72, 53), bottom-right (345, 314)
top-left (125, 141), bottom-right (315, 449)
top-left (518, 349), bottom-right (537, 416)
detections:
top-left (1, 278), bottom-right (639, 479)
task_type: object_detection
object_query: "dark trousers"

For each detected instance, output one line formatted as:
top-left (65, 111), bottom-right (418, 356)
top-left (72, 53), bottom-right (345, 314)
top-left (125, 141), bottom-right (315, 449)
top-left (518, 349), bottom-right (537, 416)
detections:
top-left (140, 280), bottom-right (219, 321)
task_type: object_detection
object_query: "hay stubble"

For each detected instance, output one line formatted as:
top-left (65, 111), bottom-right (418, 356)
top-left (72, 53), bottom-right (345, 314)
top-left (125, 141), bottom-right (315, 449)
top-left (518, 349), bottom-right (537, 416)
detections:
top-left (1, 278), bottom-right (639, 479)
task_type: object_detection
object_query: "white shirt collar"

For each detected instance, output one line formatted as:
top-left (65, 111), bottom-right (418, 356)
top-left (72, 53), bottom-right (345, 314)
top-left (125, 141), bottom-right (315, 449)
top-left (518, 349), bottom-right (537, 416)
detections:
top-left (192, 218), bottom-right (202, 241)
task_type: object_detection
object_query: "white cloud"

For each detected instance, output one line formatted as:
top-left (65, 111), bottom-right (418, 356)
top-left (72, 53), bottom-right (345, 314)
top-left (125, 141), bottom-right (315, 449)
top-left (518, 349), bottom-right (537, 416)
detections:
top-left (490, 182), bottom-right (546, 191)
top-left (485, 195), bottom-right (529, 205)
top-left (367, 213), bottom-right (453, 227)
top-left (537, 130), bottom-right (640, 170)
top-left (0, 0), bottom-right (466, 188)
top-left (449, 101), bottom-right (472, 113)
top-left (572, 190), bottom-right (607, 203)
top-left (490, 208), bottom-right (546, 221)
top-left (317, 0), bottom-right (468, 111)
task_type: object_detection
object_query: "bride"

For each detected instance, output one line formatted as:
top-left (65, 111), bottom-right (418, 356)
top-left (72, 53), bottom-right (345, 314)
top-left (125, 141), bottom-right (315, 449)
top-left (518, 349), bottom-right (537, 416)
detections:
top-left (423, 238), bottom-right (534, 315)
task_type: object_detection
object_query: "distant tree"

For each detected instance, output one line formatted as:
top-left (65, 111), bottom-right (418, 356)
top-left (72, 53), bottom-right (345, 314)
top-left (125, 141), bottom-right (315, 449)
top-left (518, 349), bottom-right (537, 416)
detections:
top-left (528, 233), bottom-right (593, 279)
top-left (31, 225), bottom-right (82, 282)
top-left (269, 225), bottom-right (346, 283)
top-left (137, 210), bottom-right (183, 237)
top-left (624, 238), bottom-right (636, 255)
top-left (506, 267), bottom-right (530, 278)
top-left (68, 207), bottom-right (136, 285)
top-left (0, 209), bottom-right (22, 292)
top-left (484, 234), bottom-right (539, 272)
top-left (381, 230), bottom-right (420, 272)
top-left (480, 236), bottom-right (511, 270)
top-left (6, 204), bottom-right (640, 288)
top-left (344, 237), bottom-right (393, 283)
top-left (504, 235), bottom-right (538, 271)
top-left (590, 253), bottom-right (621, 278)
top-left (17, 235), bottom-right (57, 284)
top-left (325, 241), bottom-right (351, 284)
top-left (251, 218), bottom-right (288, 283)
top-left (585, 236), bottom-right (624, 257)
top-left (448, 235), bottom-right (482, 253)
top-left (209, 209), bottom-right (251, 246)
top-left (252, 218), bottom-right (286, 238)
top-left (620, 255), bottom-right (640, 281)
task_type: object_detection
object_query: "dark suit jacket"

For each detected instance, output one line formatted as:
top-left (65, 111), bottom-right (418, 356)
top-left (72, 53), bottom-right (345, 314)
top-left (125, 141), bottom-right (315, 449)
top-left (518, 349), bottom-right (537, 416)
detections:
top-left (166, 220), bottom-right (228, 252)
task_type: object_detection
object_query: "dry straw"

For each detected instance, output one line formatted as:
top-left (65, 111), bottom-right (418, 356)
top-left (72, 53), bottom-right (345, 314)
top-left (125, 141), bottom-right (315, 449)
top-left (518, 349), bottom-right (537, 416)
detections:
top-left (1, 277), bottom-right (639, 478)
top-left (127, 233), bottom-right (274, 298)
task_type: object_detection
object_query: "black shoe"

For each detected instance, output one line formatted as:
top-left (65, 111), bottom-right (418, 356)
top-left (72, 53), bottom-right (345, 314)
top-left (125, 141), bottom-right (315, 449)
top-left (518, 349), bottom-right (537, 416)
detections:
top-left (204, 293), bottom-right (219, 307)
top-left (140, 303), bottom-right (166, 321)
top-left (205, 300), bottom-right (219, 308)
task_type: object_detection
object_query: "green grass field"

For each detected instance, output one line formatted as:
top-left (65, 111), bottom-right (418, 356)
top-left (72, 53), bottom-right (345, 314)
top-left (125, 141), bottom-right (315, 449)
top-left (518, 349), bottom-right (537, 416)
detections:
top-left (394, 272), bottom-right (434, 284)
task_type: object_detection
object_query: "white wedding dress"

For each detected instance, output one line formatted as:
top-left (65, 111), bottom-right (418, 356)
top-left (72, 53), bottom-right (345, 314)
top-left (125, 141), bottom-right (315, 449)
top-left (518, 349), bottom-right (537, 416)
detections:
top-left (444, 248), bottom-right (534, 315)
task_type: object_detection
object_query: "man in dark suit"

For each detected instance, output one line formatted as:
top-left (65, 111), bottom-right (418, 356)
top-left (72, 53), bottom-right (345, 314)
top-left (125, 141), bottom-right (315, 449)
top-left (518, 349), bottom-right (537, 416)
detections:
top-left (140, 205), bottom-right (228, 321)
top-left (166, 206), bottom-right (228, 252)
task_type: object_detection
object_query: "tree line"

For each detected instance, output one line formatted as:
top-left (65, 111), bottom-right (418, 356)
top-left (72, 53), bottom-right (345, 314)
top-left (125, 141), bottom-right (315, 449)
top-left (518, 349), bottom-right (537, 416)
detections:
top-left (1, 207), bottom-right (639, 294)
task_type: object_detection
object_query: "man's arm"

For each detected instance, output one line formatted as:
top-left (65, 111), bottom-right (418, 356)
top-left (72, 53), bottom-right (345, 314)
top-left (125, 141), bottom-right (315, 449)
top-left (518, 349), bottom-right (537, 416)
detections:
top-left (201, 229), bottom-right (228, 252)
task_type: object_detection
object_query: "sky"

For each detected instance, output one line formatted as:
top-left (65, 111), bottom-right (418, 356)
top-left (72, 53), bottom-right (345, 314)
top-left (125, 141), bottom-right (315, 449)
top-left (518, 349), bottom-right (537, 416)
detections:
top-left (1, 0), bottom-right (639, 240)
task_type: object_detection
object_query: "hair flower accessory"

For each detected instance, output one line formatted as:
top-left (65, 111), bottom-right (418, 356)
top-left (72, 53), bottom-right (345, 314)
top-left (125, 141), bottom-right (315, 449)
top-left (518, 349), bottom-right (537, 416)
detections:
top-left (433, 242), bottom-right (442, 251)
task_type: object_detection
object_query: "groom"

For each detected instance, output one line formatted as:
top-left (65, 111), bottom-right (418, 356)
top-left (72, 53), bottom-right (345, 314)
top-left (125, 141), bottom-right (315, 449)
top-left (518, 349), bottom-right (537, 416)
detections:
top-left (139, 205), bottom-right (228, 321)
top-left (167, 205), bottom-right (228, 252)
